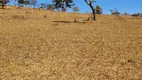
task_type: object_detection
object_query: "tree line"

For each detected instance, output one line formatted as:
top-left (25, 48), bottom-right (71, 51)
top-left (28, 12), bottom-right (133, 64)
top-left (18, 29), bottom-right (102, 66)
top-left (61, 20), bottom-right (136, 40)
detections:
top-left (1, 0), bottom-right (103, 21)
top-left (0, 0), bottom-right (141, 21)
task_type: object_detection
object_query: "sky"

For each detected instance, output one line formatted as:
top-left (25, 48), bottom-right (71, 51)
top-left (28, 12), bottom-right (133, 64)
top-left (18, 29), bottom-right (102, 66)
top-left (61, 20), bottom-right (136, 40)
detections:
top-left (9, 0), bottom-right (142, 14)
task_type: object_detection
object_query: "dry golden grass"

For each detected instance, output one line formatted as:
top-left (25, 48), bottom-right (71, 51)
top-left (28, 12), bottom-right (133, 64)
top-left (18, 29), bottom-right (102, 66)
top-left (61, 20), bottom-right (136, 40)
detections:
top-left (0, 7), bottom-right (142, 80)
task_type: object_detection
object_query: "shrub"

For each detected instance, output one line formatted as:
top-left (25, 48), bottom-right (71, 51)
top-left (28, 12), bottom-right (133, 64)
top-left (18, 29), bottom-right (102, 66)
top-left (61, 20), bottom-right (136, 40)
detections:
top-left (73, 7), bottom-right (79, 13)
top-left (96, 5), bottom-right (102, 14)
top-left (110, 9), bottom-right (120, 16)
top-left (131, 13), bottom-right (142, 17)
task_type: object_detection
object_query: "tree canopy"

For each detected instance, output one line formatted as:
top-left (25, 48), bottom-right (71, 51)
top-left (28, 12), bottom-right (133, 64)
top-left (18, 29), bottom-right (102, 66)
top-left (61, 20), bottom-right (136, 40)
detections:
top-left (96, 5), bottom-right (103, 14)
top-left (52, 0), bottom-right (74, 11)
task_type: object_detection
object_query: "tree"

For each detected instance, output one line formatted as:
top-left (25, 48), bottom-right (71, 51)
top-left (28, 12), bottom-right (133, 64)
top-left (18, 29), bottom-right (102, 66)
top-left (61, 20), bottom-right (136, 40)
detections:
top-left (110, 9), bottom-right (120, 15)
top-left (24, 0), bottom-right (30, 7)
top-left (30, 0), bottom-right (37, 8)
top-left (131, 13), bottom-right (142, 17)
top-left (14, 0), bottom-right (36, 8)
top-left (96, 5), bottom-right (102, 14)
top-left (84, 0), bottom-right (96, 21)
top-left (109, 9), bottom-right (113, 14)
top-left (0, 0), bottom-right (9, 9)
top-left (39, 3), bottom-right (47, 9)
top-left (124, 12), bottom-right (130, 16)
top-left (18, 0), bottom-right (25, 7)
top-left (73, 6), bottom-right (79, 13)
top-left (14, 0), bottom-right (25, 7)
top-left (47, 4), bottom-right (55, 11)
top-left (52, 0), bottom-right (74, 11)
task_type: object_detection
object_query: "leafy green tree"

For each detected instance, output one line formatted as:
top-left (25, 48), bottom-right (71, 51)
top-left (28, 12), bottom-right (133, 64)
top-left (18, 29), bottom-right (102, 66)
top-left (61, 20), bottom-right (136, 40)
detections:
top-left (96, 5), bottom-right (102, 14)
top-left (124, 12), bottom-right (130, 16)
top-left (110, 9), bottom-right (120, 15)
top-left (47, 4), bottom-right (55, 11)
top-left (84, 0), bottom-right (96, 21)
top-left (14, 0), bottom-right (25, 7)
top-left (0, 0), bottom-right (9, 9)
top-left (131, 13), bottom-right (142, 17)
top-left (52, 0), bottom-right (74, 11)
top-left (14, 0), bottom-right (36, 8)
top-left (73, 6), bottom-right (79, 13)
top-left (18, 0), bottom-right (25, 5)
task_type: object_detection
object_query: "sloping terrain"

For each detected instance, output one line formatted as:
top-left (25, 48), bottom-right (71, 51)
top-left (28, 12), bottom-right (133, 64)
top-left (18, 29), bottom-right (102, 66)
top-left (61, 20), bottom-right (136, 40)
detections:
top-left (0, 7), bottom-right (142, 80)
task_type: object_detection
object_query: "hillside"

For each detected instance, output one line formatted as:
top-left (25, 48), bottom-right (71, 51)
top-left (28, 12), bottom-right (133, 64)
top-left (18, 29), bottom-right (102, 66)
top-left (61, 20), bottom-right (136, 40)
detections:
top-left (0, 7), bottom-right (142, 80)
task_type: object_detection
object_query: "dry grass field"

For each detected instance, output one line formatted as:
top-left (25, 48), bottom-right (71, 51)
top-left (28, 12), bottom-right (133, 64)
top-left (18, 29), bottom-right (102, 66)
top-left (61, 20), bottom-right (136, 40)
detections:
top-left (0, 7), bottom-right (142, 80)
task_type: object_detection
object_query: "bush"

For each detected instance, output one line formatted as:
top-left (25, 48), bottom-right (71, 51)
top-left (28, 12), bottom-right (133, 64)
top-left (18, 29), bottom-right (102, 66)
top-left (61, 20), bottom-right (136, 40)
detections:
top-left (124, 12), bottom-right (130, 16)
top-left (73, 7), bottom-right (79, 13)
top-left (47, 4), bottom-right (55, 11)
top-left (110, 9), bottom-right (120, 16)
top-left (11, 15), bottom-right (26, 19)
top-left (96, 5), bottom-right (102, 14)
top-left (131, 13), bottom-right (142, 17)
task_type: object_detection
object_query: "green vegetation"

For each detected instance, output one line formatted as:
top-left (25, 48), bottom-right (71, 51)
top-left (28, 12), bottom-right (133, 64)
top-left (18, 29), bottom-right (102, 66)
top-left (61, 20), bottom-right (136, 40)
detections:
top-left (96, 5), bottom-right (102, 14)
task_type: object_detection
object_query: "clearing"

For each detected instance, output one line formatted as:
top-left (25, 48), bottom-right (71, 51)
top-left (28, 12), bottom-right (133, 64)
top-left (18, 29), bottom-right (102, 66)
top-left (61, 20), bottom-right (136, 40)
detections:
top-left (0, 7), bottom-right (142, 80)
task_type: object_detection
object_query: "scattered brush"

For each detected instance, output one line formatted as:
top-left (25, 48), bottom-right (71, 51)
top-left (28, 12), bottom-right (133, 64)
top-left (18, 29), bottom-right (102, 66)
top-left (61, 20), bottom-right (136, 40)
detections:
top-left (25, 11), bottom-right (33, 14)
top-left (81, 17), bottom-right (90, 21)
top-left (11, 15), bottom-right (26, 20)
top-left (74, 18), bottom-right (77, 23)
top-left (74, 17), bottom-right (91, 23)
top-left (44, 14), bottom-right (47, 19)
top-left (114, 15), bottom-right (124, 20)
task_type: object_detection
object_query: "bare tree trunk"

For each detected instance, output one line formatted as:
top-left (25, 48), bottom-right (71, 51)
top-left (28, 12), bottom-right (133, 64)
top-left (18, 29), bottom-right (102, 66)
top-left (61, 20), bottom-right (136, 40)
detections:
top-left (2, 2), bottom-right (5, 9)
top-left (84, 0), bottom-right (96, 21)
top-left (89, 3), bottom-right (96, 21)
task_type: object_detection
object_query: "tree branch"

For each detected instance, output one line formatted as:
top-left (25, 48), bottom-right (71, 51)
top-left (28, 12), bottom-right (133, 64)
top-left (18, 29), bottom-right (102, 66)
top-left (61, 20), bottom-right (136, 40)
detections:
top-left (84, 0), bottom-right (89, 5)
